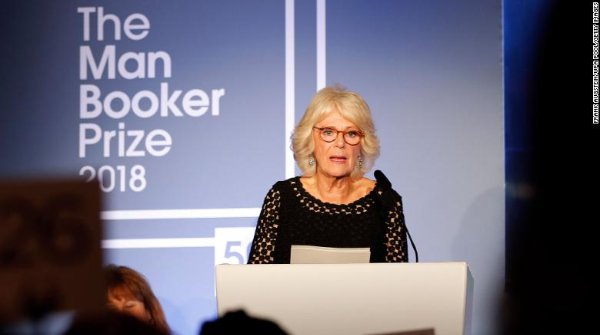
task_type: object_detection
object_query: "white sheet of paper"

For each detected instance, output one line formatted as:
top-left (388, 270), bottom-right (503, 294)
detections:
top-left (290, 245), bottom-right (371, 264)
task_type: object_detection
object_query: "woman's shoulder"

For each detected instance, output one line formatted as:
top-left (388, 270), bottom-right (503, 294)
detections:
top-left (358, 177), bottom-right (377, 199)
top-left (267, 176), bottom-right (300, 191)
top-left (358, 176), bottom-right (376, 189)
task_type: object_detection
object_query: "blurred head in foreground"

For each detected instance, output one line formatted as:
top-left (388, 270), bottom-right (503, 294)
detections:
top-left (104, 264), bottom-right (169, 334)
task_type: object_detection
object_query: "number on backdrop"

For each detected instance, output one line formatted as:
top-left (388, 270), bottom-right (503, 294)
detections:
top-left (214, 227), bottom-right (256, 265)
top-left (79, 165), bottom-right (146, 192)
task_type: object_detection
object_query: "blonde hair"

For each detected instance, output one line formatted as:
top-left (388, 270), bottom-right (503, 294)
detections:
top-left (291, 85), bottom-right (380, 177)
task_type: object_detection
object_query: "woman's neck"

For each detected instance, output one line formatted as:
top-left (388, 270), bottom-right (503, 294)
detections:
top-left (303, 173), bottom-right (359, 204)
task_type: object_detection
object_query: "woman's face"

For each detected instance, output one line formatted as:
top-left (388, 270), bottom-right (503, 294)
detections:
top-left (107, 291), bottom-right (151, 324)
top-left (312, 109), bottom-right (362, 178)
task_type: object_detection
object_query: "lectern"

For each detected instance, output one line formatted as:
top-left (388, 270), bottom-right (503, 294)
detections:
top-left (215, 262), bottom-right (473, 335)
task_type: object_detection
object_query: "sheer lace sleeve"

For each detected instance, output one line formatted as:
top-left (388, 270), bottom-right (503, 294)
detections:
top-left (247, 186), bottom-right (281, 264)
top-left (384, 196), bottom-right (409, 262)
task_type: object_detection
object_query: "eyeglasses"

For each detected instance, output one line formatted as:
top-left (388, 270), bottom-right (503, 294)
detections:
top-left (313, 127), bottom-right (364, 145)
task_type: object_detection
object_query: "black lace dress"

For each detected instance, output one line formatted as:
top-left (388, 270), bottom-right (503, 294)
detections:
top-left (248, 177), bottom-right (408, 264)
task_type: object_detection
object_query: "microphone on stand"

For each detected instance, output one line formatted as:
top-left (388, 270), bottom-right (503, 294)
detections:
top-left (374, 170), bottom-right (419, 262)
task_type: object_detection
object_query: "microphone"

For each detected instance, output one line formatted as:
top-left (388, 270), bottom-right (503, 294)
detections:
top-left (374, 170), bottom-right (391, 189)
top-left (374, 170), bottom-right (419, 262)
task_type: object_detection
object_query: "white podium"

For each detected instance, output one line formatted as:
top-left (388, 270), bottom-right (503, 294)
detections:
top-left (215, 262), bottom-right (473, 335)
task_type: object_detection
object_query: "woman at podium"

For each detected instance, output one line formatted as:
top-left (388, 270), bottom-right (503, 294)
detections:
top-left (248, 85), bottom-right (408, 264)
